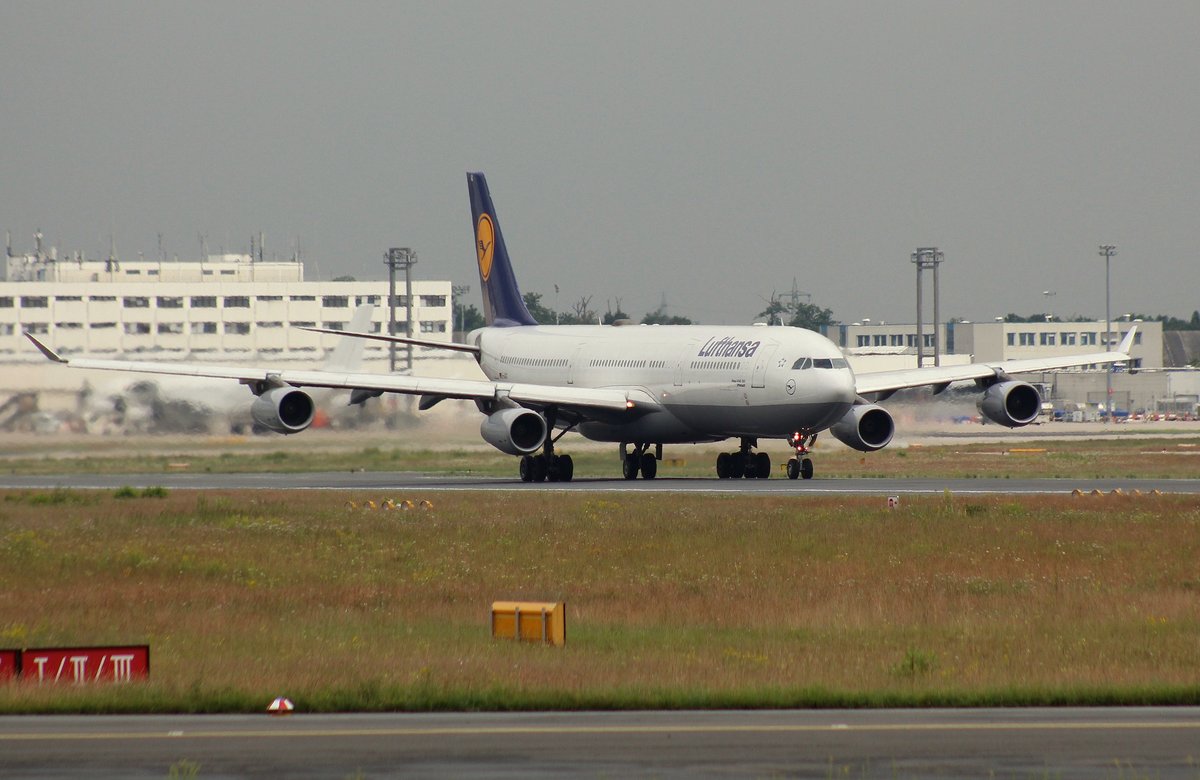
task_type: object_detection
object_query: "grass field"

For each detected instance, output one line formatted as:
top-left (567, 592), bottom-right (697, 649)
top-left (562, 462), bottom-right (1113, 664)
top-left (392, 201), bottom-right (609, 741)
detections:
top-left (1, 487), bottom-right (1198, 713)
top-left (3, 433), bottom-right (1200, 480)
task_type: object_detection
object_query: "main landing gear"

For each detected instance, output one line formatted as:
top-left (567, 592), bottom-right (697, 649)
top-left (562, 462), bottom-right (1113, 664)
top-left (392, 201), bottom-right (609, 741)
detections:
top-left (620, 442), bottom-right (660, 480)
top-left (715, 437), bottom-right (772, 479)
top-left (518, 409), bottom-right (574, 483)
top-left (785, 432), bottom-right (816, 480)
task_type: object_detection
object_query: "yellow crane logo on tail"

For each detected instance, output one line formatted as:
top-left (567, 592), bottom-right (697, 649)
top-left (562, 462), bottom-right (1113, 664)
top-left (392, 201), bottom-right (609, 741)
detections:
top-left (476, 213), bottom-right (495, 281)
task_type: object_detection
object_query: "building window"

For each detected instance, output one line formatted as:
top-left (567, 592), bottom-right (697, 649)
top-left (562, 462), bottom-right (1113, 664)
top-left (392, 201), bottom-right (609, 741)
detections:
top-left (890, 335), bottom-right (904, 346)
top-left (872, 335), bottom-right (886, 346)
top-left (91, 322), bottom-right (116, 329)
top-left (157, 296), bottom-right (184, 308)
top-left (388, 295), bottom-right (408, 307)
top-left (123, 322), bottom-right (151, 335)
top-left (91, 295), bottom-right (116, 302)
top-left (1019, 332), bottom-right (1035, 346)
top-left (191, 296), bottom-right (217, 308)
top-left (258, 295), bottom-right (283, 302)
top-left (419, 320), bottom-right (447, 333)
top-left (1081, 332), bottom-right (1097, 346)
top-left (55, 322), bottom-right (83, 329)
top-left (191, 322), bottom-right (217, 335)
top-left (1039, 332), bottom-right (1055, 346)
top-left (324, 322), bottom-right (345, 331)
top-left (356, 295), bottom-right (380, 306)
top-left (225, 322), bottom-right (251, 335)
top-left (257, 321), bottom-right (283, 329)
top-left (1007, 333), bottom-right (1016, 346)
top-left (420, 295), bottom-right (447, 307)
top-left (292, 321), bottom-right (316, 327)
top-left (220, 269), bottom-right (236, 276)
top-left (322, 296), bottom-right (349, 308)
top-left (290, 295), bottom-right (315, 302)
top-left (123, 297), bottom-right (150, 308)
top-left (20, 296), bottom-right (48, 308)
top-left (923, 334), bottom-right (934, 347)
top-left (24, 322), bottom-right (49, 334)
top-left (856, 335), bottom-right (869, 347)
top-left (157, 322), bottom-right (184, 334)
top-left (1061, 332), bottom-right (1076, 346)
top-left (224, 296), bottom-right (250, 308)
top-left (126, 269), bottom-right (141, 275)
top-left (55, 295), bottom-right (83, 302)
top-left (0, 323), bottom-right (13, 335)
top-left (0, 297), bottom-right (12, 308)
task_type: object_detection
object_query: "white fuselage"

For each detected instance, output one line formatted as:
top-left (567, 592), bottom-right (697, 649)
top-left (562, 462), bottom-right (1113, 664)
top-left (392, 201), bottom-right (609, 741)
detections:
top-left (473, 324), bottom-right (857, 444)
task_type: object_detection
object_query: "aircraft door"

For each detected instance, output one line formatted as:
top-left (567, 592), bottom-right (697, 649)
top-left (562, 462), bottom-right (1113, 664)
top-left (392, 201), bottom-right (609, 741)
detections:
top-left (751, 343), bottom-right (778, 388)
top-left (567, 344), bottom-right (585, 385)
top-left (673, 359), bottom-right (683, 387)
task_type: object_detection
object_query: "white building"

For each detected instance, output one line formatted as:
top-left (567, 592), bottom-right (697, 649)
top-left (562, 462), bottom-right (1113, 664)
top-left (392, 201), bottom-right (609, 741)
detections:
top-left (1, 250), bottom-right (456, 401)
top-left (826, 320), bottom-right (1160, 370)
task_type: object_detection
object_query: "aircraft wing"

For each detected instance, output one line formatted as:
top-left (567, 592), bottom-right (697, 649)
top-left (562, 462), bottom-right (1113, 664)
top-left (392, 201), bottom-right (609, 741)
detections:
top-left (854, 327), bottom-right (1137, 396)
top-left (24, 333), bottom-right (644, 413)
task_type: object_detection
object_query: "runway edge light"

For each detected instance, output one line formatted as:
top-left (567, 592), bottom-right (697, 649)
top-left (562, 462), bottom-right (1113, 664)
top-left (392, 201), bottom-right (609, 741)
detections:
top-left (490, 601), bottom-right (565, 647)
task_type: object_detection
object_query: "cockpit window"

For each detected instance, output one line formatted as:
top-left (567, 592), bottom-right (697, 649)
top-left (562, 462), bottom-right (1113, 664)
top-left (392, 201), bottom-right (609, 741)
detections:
top-left (791, 357), bottom-right (812, 370)
top-left (811, 357), bottom-right (849, 369)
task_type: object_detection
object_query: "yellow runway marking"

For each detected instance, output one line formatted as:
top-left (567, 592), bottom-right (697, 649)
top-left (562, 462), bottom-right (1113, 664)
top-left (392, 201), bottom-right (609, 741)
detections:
top-left (4, 721), bottom-right (1200, 741)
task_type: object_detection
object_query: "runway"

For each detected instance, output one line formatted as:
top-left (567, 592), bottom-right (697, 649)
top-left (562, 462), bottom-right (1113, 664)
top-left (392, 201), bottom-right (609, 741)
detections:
top-left (2, 471), bottom-right (1199, 494)
top-left (2, 708), bottom-right (1199, 778)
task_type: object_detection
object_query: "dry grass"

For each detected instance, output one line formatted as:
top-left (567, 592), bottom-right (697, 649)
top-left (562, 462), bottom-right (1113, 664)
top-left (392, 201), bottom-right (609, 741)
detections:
top-left (1, 488), bottom-right (1199, 711)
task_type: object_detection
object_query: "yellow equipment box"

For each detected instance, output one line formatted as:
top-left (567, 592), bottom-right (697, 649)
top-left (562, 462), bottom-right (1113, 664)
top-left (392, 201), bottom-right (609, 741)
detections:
top-left (490, 601), bottom-right (566, 646)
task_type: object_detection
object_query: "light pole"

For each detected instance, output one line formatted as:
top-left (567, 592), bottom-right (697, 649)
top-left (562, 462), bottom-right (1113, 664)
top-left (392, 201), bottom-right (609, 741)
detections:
top-left (384, 247), bottom-right (418, 373)
top-left (1099, 245), bottom-right (1117, 422)
top-left (1042, 290), bottom-right (1056, 321)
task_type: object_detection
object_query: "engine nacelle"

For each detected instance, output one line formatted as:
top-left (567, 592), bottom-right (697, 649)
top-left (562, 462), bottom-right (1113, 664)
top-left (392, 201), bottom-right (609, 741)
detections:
top-left (830, 403), bottom-right (895, 452)
top-left (977, 380), bottom-right (1041, 428)
top-left (250, 387), bottom-right (316, 434)
top-left (479, 407), bottom-right (547, 456)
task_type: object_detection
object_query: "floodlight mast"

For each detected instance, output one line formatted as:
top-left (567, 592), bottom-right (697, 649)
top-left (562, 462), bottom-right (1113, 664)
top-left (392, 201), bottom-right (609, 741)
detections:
top-left (1099, 244), bottom-right (1117, 423)
top-left (384, 247), bottom-right (418, 373)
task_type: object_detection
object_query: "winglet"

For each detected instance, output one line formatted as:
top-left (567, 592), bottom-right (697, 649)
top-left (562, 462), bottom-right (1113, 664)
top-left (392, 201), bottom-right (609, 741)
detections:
top-left (24, 332), bottom-right (67, 363)
top-left (1116, 325), bottom-right (1137, 356)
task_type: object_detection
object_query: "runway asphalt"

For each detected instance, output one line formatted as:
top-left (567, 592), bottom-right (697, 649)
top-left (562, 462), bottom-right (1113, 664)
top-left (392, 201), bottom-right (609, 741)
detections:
top-left (3, 708), bottom-right (1199, 778)
top-left (2, 471), bottom-right (1199, 494)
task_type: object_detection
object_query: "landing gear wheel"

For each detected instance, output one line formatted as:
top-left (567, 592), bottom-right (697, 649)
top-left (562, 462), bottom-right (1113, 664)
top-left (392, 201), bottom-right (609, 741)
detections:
top-left (640, 453), bottom-right (657, 480)
top-left (800, 457), bottom-right (814, 480)
top-left (546, 455), bottom-right (561, 483)
top-left (622, 456), bottom-right (640, 480)
top-left (557, 454), bottom-right (574, 482)
top-left (730, 452), bottom-right (746, 479)
top-left (754, 452), bottom-right (771, 479)
top-left (716, 452), bottom-right (731, 479)
top-left (786, 457), bottom-right (800, 480)
top-left (519, 456), bottom-right (534, 483)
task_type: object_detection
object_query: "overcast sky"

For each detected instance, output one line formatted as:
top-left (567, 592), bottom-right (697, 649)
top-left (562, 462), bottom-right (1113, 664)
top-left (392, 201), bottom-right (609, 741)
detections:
top-left (2, 1), bottom-right (1196, 326)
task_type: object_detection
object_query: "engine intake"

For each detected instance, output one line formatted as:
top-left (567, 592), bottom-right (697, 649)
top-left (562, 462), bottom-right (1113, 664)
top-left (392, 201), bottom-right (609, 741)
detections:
top-left (250, 387), bottom-right (316, 434)
top-left (978, 380), bottom-right (1041, 427)
top-left (830, 403), bottom-right (895, 452)
top-left (480, 407), bottom-right (547, 456)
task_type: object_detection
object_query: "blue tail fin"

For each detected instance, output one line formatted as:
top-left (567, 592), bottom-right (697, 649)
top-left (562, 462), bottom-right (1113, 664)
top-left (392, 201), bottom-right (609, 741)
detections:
top-left (468, 172), bottom-right (537, 327)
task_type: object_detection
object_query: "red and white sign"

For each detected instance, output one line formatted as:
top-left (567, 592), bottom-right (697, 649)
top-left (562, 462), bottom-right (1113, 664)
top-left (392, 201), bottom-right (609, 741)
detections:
top-left (19, 646), bottom-right (149, 683)
top-left (0, 649), bottom-right (17, 681)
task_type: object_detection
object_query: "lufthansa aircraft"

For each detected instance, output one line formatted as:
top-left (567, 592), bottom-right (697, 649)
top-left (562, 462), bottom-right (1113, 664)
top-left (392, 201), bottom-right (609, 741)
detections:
top-left (27, 173), bottom-right (1135, 482)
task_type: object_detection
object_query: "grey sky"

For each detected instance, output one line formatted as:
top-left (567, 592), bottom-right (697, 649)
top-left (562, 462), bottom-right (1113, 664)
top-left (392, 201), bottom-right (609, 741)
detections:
top-left (2, 1), bottom-right (1197, 326)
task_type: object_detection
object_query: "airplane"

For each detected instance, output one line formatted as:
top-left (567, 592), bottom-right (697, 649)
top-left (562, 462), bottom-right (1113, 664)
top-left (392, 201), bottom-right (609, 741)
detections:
top-left (26, 172), bottom-right (1136, 483)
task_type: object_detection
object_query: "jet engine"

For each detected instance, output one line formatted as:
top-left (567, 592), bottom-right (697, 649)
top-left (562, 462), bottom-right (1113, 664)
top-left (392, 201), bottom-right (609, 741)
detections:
top-left (977, 380), bottom-right (1041, 428)
top-left (479, 407), bottom-right (547, 456)
top-left (250, 387), bottom-right (316, 434)
top-left (830, 403), bottom-right (895, 452)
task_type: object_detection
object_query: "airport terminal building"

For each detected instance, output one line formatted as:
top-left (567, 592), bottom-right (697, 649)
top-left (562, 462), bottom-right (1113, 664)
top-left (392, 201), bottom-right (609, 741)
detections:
top-left (1, 251), bottom-right (452, 361)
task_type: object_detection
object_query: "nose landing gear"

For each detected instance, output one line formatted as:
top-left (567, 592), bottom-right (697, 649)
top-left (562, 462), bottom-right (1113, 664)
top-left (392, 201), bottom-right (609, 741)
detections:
top-left (785, 432), bottom-right (816, 480)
